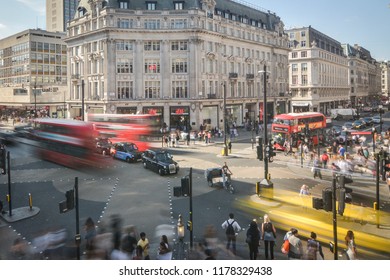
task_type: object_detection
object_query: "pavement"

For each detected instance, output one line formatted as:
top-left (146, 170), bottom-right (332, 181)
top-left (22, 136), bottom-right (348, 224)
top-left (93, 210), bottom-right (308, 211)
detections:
top-left (1, 123), bottom-right (389, 260)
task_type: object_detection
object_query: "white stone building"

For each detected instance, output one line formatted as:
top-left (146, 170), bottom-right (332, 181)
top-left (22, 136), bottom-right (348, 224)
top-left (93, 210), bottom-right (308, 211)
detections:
top-left (65, 0), bottom-right (290, 130)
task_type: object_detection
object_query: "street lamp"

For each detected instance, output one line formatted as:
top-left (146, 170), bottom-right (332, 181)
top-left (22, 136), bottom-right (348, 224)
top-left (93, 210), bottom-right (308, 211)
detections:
top-left (33, 82), bottom-right (37, 118)
top-left (81, 79), bottom-right (85, 121)
top-left (372, 127), bottom-right (377, 153)
top-left (222, 82), bottom-right (228, 156)
top-left (379, 104), bottom-right (383, 134)
top-left (258, 64), bottom-right (273, 190)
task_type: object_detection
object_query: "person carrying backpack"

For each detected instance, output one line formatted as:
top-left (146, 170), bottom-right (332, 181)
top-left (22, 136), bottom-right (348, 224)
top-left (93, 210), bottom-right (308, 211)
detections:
top-left (261, 214), bottom-right (277, 260)
top-left (221, 213), bottom-right (241, 255)
top-left (306, 232), bottom-right (324, 260)
top-left (321, 151), bottom-right (329, 169)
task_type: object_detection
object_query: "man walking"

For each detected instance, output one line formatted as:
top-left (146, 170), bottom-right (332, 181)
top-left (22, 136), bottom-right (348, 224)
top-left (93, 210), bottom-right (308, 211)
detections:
top-left (221, 213), bottom-right (241, 255)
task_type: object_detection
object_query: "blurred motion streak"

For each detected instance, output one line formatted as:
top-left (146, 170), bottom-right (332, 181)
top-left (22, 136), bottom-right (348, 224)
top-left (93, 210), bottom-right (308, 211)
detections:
top-left (31, 118), bottom-right (106, 169)
top-left (235, 189), bottom-right (390, 258)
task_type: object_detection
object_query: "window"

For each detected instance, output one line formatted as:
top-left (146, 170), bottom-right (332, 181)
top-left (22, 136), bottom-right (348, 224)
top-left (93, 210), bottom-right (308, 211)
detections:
top-left (119, 1), bottom-right (128, 9)
top-left (171, 19), bottom-right (187, 29)
top-left (301, 31), bottom-right (306, 37)
top-left (171, 59), bottom-right (187, 73)
top-left (144, 19), bottom-right (160, 29)
top-left (145, 81), bottom-right (161, 99)
top-left (301, 41), bottom-right (306, 47)
top-left (301, 75), bottom-right (308, 85)
top-left (117, 19), bottom-right (133, 29)
top-left (291, 64), bottom-right (298, 72)
top-left (145, 59), bottom-right (160, 73)
top-left (301, 63), bottom-right (307, 72)
top-left (301, 51), bottom-right (307, 58)
top-left (292, 75), bottom-right (298, 85)
top-left (144, 41), bottom-right (160, 51)
top-left (117, 59), bottom-right (132, 73)
top-left (146, 2), bottom-right (156, 10)
top-left (172, 81), bottom-right (188, 98)
top-left (174, 1), bottom-right (183, 10)
top-left (117, 81), bottom-right (132, 99)
top-left (171, 41), bottom-right (188, 51)
top-left (289, 33), bottom-right (295, 39)
top-left (116, 41), bottom-right (133, 51)
top-left (291, 52), bottom-right (297, 58)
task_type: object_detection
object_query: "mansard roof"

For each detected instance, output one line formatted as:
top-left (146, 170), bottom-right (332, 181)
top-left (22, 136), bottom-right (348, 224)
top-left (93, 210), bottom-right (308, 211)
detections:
top-left (75, 0), bottom-right (282, 32)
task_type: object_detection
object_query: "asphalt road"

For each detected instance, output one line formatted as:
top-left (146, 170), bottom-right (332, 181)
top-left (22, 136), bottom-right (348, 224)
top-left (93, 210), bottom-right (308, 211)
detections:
top-left (0, 131), bottom-right (389, 260)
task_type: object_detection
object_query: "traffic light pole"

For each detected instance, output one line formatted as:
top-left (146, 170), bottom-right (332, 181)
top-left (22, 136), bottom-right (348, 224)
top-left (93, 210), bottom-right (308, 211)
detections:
top-left (7, 151), bottom-right (12, 216)
top-left (331, 177), bottom-right (338, 260)
top-left (189, 167), bottom-right (193, 249)
top-left (74, 177), bottom-right (81, 260)
top-left (375, 153), bottom-right (380, 211)
top-left (262, 65), bottom-right (269, 180)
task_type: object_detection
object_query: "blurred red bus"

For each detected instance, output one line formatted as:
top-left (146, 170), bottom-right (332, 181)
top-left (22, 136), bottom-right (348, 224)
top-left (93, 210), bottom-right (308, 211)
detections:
top-left (31, 118), bottom-right (103, 168)
top-left (87, 113), bottom-right (159, 151)
top-left (271, 112), bottom-right (326, 149)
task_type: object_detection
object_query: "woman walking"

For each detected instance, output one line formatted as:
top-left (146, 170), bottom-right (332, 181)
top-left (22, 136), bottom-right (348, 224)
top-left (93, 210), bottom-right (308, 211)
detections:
top-left (345, 230), bottom-right (357, 260)
top-left (246, 220), bottom-right (261, 260)
top-left (261, 214), bottom-right (277, 260)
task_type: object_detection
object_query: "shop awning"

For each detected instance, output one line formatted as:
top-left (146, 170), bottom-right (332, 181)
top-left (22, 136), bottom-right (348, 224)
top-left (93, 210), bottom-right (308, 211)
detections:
top-left (292, 102), bottom-right (309, 107)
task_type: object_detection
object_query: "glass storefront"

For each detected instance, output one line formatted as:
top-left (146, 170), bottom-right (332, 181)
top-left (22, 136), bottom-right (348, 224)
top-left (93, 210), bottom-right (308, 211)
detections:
top-left (142, 106), bottom-right (164, 131)
top-left (117, 107), bottom-right (137, 114)
top-left (170, 106), bottom-right (190, 131)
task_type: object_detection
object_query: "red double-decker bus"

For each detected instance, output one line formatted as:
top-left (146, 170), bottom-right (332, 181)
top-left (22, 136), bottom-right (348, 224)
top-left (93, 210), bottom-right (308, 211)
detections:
top-left (271, 112), bottom-right (327, 150)
top-left (87, 113), bottom-right (159, 152)
top-left (31, 118), bottom-right (103, 168)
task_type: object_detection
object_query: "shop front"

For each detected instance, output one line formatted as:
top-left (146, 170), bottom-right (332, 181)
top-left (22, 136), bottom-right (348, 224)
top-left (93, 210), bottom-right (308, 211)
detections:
top-left (142, 106), bottom-right (164, 132)
top-left (170, 106), bottom-right (190, 131)
top-left (201, 105), bottom-right (219, 131)
top-left (292, 102), bottom-right (311, 113)
top-left (117, 106), bottom-right (137, 114)
top-left (226, 104), bottom-right (243, 127)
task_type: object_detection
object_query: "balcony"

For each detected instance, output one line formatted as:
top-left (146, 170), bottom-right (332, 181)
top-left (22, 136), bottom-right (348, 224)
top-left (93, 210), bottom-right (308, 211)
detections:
top-left (229, 72), bottom-right (238, 79)
top-left (207, 94), bottom-right (217, 99)
top-left (246, 74), bottom-right (254, 80)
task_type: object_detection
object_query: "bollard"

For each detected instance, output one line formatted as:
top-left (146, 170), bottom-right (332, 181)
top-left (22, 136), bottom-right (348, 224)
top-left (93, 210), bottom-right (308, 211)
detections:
top-left (373, 202), bottom-right (378, 210)
top-left (29, 193), bottom-right (33, 210)
top-left (6, 194), bottom-right (10, 202)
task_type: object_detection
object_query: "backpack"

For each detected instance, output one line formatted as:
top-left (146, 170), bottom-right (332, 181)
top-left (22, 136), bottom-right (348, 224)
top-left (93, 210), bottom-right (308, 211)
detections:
top-left (281, 239), bottom-right (290, 254)
top-left (321, 153), bottom-right (329, 162)
top-left (225, 220), bottom-right (235, 235)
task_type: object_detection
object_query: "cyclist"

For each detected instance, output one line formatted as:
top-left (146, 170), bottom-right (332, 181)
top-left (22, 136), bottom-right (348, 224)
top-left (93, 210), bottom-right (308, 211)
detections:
top-left (222, 162), bottom-right (233, 189)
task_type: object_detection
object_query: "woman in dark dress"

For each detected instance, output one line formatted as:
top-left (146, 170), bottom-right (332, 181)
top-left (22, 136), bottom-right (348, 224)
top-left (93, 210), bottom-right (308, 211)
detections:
top-left (246, 220), bottom-right (261, 260)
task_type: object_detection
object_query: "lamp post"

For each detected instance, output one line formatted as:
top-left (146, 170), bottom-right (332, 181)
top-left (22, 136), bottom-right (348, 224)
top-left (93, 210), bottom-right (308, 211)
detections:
top-left (379, 104), bottom-right (383, 134)
top-left (222, 82), bottom-right (228, 156)
top-left (372, 127), bottom-right (377, 153)
top-left (33, 82), bottom-right (37, 118)
top-left (81, 79), bottom-right (85, 121)
top-left (258, 64), bottom-right (273, 188)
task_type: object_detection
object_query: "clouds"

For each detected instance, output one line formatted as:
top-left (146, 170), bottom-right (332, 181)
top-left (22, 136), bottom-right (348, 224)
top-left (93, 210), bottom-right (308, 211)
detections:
top-left (16, 0), bottom-right (45, 15)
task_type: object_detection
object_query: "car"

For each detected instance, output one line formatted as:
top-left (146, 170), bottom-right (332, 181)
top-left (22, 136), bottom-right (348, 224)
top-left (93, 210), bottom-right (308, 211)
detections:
top-left (111, 142), bottom-right (142, 163)
top-left (337, 131), bottom-right (352, 145)
top-left (95, 137), bottom-right (112, 156)
top-left (352, 119), bottom-right (366, 129)
top-left (142, 149), bottom-right (179, 175)
top-left (372, 115), bottom-right (381, 124)
top-left (342, 122), bottom-right (353, 131)
top-left (361, 117), bottom-right (373, 126)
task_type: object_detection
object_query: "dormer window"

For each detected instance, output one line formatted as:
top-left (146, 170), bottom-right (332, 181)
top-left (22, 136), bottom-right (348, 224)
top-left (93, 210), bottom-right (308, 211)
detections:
top-left (174, 1), bottom-right (184, 10)
top-left (146, 2), bottom-right (156, 10)
top-left (119, 1), bottom-right (128, 9)
top-left (78, 6), bottom-right (87, 17)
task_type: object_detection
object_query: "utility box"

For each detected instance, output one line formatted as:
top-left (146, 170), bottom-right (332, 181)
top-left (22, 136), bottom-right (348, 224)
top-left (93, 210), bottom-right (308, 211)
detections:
top-left (312, 197), bottom-right (323, 210)
top-left (258, 179), bottom-right (274, 199)
top-left (322, 188), bottom-right (332, 212)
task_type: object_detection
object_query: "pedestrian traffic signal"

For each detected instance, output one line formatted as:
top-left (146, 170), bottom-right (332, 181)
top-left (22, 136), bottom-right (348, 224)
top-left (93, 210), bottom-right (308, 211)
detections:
top-left (322, 188), bottom-right (332, 212)
top-left (0, 147), bottom-right (6, 175)
top-left (337, 188), bottom-right (346, 215)
top-left (181, 177), bottom-right (190, 196)
top-left (256, 143), bottom-right (263, 161)
top-left (65, 189), bottom-right (75, 210)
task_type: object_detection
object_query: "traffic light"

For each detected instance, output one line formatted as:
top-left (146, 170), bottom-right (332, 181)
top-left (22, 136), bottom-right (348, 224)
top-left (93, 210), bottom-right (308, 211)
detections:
top-left (322, 188), bottom-right (332, 212)
top-left (337, 188), bottom-right (346, 215)
top-left (65, 189), bottom-right (75, 210)
top-left (0, 147), bottom-right (6, 175)
top-left (181, 177), bottom-right (190, 196)
top-left (256, 143), bottom-right (263, 161)
top-left (186, 220), bottom-right (192, 231)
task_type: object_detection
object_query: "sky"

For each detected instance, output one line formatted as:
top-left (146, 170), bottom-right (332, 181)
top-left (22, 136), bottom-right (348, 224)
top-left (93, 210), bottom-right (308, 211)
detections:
top-left (0, 0), bottom-right (389, 60)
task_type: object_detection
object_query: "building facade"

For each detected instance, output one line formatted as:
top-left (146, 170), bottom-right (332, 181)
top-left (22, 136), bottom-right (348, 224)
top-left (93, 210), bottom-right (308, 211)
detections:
top-left (46, 0), bottom-right (79, 33)
top-left (65, 0), bottom-right (290, 130)
top-left (0, 29), bottom-right (68, 118)
top-left (343, 43), bottom-right (382, 108)
top-left (286, 26), bottom-right (349, 115)
top-left (380, 61), bottom-right (390, 100)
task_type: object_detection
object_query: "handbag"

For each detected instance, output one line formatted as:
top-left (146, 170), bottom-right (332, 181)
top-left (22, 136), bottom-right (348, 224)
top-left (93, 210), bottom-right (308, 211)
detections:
top-left (281, 239), bottom-right (289, 254)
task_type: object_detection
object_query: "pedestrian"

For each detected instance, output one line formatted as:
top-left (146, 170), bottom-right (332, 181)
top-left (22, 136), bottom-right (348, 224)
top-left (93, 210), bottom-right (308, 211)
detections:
top-left (313, 156), bottom-right (322, 179)
top-left (186, 133), bottom-right (190, 145)
top-left (339, 144), bottom-right (346, 159)
top-left (287, 228), bottom-right (303, 260)
top-left (246, 220), bottom-right (261, 260)
top-left (157, 236), bottom-right (172, 260)
top-left (332, 141), bottom-right (338, 159)
top-left (137, 232), bottom-right (150, 260)
top-left (84, 217), bottom-right (97, 253)
top-left (345, 230), bottom-right (357, 260)
top-left (121, 225), bottom-right (138, 258)
top-left (132, 245), bottom-right (143, 260)
top-left (306, 232), bottom-right (324, 260)
top-left (299, 184), bottom-right (310, 196)
top-left (221, 213), bottom-right (241, 255)
top-left (261, 214), bottom-right (277, 260)
top-left (321, 150), bottom-right (329, 169)
top-left (228, 140), bottom-right (232, 154)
